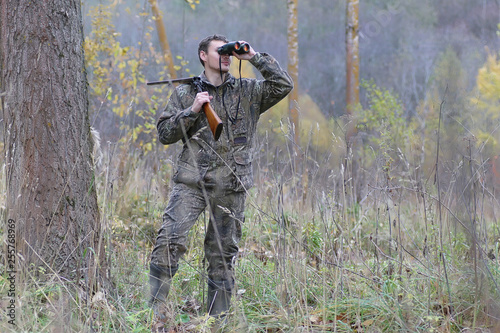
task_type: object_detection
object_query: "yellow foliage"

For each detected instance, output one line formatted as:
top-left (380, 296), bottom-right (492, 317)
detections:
top-left (472, 52), bottom-right (500, 121)
top-left (229, 56), bottom-right (334, 153)
top-left (184, 0), bottom-right (200, 10)
top-left (469, 51), bottom-right (500, 156)
top-left (230, 58), bottom-right (256, 79)
top-left (259, 93), bottom-right (333, 154)
top-left (296, 94), bottom-right (332, 153)
top-left (476, 130), bottom-right (498, 147)
top-left (213, 48), bottom-right (335, 154)
top-left (84, 3), bottom-right (173, 154)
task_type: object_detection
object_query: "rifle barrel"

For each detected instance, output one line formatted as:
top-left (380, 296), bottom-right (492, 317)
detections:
top-left (146, 76), bottom-right (223, 141)
top-left (146, 77), bottom-right (195, 86)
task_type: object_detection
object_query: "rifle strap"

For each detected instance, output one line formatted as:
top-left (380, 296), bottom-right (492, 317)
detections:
top-left (220, 59), bottom-right (243, 125)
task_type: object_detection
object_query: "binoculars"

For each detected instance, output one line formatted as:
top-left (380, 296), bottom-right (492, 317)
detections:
top-left (217, 41), bottom-right (250, 55)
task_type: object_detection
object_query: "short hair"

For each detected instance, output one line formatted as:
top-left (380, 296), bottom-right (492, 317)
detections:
top-left (198, 34), bottom-right (229, 67)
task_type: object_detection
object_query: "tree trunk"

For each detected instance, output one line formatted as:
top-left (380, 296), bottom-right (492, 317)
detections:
top-left (287, 0), bottom-right (307, 205)
top-left (149, 0), bottom-right (177, 79)
top-left (287, 0), bottom-right (299, 147)
top-left (1, 0), bottom-right (104, 285)
top-left (345, 0), bottom-right (362, 203)
top-left (346, 0), bottom-right (359, 141)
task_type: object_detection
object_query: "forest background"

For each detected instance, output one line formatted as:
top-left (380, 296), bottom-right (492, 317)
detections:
top-left (1, 0), bottom-right (500, 332)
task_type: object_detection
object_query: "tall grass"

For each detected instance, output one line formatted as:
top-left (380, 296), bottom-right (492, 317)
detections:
top-left (1, 115), bottom-right (499, 332)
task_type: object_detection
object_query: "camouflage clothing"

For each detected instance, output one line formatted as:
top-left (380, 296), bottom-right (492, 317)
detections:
top-left (151, 52), bottom-right (292, 286)
top-left (151, 183), bottom-right (245, 281)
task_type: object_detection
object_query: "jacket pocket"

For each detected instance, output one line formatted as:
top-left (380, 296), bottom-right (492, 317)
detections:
top-left (173, 160), bottom-right (205, 186)
top-left (233, 150), bottom-right (251, 170)
top-left (230, 111), bottom-right (247, 136)
top-left (233, 150), bottom-right (253, 191)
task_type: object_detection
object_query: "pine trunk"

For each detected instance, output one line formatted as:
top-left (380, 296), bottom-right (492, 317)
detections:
top-left (1, 0), bottom-right (104, 284)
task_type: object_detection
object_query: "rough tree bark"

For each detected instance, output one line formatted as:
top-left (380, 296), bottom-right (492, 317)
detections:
top-left (0, 0), bottom-right (104, 285)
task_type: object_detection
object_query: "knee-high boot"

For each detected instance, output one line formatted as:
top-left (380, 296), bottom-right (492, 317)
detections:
top-left (207, 279), bottom-right (233, 317)
top-left (149, 263), bottom-right (177, 312)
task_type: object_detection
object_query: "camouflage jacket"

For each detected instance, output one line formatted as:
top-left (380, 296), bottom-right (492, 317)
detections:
top-left (157, 52), bottom-right (293, 192)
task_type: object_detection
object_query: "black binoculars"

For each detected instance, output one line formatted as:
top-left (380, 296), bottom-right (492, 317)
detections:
top-left (217, 41), bottom-right (250, 55)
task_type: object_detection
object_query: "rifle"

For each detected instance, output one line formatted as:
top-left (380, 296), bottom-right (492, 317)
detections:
top-left (147, 77), bottom-right (223, 141)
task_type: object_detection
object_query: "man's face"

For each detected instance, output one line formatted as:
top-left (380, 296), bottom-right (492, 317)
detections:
top-left (200, 40), bottom-right (231, 73)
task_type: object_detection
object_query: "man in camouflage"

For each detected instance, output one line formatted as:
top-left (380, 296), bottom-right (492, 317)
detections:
top-left (149, 34), bottom-right (293, 319)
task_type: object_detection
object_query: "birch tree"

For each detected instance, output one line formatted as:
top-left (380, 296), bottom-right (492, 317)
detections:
top-left (149, 0), bottom-right (177, 79)
top-left (346, 0), bottom-right (360, 142)
top-left (287, 0), bottom-right (300, 146)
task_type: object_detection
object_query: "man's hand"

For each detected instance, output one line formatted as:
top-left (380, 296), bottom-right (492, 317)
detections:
top-left (192, 91), bottom-right (213, 113)
top-left (232, 40), bottom-right (256, 60)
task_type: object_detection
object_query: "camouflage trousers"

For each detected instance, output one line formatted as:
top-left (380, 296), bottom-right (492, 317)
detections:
top-left (151, 182), bottom-right (246, 283)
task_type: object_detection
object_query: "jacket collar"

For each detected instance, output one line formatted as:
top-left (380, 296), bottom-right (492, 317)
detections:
top-left (199, 71), bottom-right (235, 88)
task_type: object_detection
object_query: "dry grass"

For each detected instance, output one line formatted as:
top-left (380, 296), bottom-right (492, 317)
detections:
top-left (1, 120), bottom-right (500, 332)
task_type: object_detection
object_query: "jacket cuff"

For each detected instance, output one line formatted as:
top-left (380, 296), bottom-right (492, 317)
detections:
top-left (181, 107), bottom-right (200, 119)
top-left (249, 52), bottom-right (266, 66)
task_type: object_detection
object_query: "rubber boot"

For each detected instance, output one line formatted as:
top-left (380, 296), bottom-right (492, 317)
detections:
top-left (207, 279), bottom-right (233, 317)
top-left (149, 263), bottom-right (177, 314)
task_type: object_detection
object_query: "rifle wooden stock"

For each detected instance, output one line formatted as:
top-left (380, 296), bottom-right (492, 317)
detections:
top-left (147, 77), bottom-right (223, 141)
top-left (202, 102), bottom-right (223, 141)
